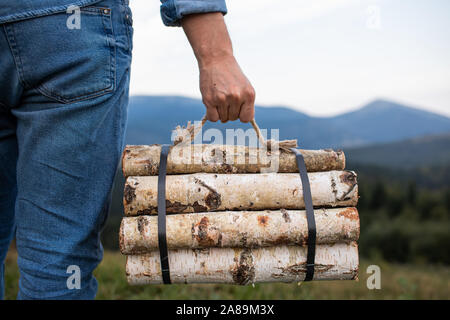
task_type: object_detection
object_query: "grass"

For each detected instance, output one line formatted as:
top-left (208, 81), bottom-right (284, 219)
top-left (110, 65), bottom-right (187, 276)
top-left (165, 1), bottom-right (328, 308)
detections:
top-left (4, 249), bottom-right (449, 300)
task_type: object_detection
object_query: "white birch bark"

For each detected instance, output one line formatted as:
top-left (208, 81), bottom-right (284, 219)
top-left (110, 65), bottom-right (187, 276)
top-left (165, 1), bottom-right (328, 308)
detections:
top-left (122, 144), bottom-right (346, 176)
top-left (124, 171), bottom-right (358, 216)
top-left (126, 242), bottom-right (359, 285)
top-left (120, 208), bottom-right (359, 254)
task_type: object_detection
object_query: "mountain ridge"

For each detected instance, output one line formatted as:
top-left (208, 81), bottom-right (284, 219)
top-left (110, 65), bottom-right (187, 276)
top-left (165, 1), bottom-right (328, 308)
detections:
top-left (346, 133), bottom-right (450, 169)
top-left (125, 95), bottom-right (450, 149)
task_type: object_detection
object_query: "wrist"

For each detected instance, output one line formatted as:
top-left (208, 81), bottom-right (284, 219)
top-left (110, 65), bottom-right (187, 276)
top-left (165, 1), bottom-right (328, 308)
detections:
top-left (198, 51), bottom-right (235, 69)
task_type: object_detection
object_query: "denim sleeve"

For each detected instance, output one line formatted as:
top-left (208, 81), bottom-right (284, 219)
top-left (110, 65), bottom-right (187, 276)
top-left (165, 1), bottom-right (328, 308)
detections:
top-left (160, 0), bottom-right (227, 27)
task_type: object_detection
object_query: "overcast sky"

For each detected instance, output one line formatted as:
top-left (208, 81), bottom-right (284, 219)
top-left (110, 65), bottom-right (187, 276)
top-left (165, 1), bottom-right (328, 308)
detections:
top-left (128, 0), bottom-right (450, 117)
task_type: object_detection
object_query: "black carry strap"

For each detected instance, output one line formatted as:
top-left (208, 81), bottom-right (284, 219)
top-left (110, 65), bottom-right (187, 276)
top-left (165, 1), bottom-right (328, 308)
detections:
top-left (158, 144), bottom-right (171, 284)
top-left (290, 148), bottom-right (316, 281)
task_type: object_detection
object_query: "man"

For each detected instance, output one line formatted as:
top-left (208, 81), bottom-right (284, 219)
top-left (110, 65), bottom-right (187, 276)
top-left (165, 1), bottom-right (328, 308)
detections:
top-left (0, 0), bottom-right (255, 299)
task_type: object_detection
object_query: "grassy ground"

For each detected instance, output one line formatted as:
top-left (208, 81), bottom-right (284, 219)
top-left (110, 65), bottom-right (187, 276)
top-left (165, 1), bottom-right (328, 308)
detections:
top-left (4, 249), bottom-right (449, 300)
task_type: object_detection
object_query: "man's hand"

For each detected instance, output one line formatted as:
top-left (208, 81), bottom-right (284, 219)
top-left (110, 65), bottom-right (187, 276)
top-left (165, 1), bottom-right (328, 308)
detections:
top-left (199, 55), bottom-right (255, 123)
top-left (181, 13), bottom-right (255, 123)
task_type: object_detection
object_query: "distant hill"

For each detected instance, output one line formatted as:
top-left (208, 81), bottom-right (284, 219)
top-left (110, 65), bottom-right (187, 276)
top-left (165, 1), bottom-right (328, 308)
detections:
top-left (345, 134), bottom-right (450, 169)
top-left (125, 96), bottom-right (450, 149)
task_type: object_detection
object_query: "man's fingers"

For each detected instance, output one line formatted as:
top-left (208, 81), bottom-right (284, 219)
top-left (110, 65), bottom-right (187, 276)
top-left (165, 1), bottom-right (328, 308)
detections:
top-left (211, 93), bottom-right (228, 123)
top-left (205, 105), bottom-right (220, 122)
top-left (227, 93), bottom-right (241, 121)
top-left (228, 104), bottom-right (241, 121)
top-left (217, 104), bottom-right (229, 123)
top-left (239, 87), bottom-right (255, 123)
top-left (239, 101), bottom-right (255, 123)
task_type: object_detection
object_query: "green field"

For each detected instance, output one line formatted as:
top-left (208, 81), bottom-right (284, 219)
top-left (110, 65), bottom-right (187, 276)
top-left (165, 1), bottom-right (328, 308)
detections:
top-left (4, 250), bottom-right (449, 300)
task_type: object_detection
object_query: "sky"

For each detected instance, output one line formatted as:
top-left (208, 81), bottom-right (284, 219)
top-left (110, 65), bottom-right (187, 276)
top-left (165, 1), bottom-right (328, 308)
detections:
top-left (128, 0), bottom-right (450, 117)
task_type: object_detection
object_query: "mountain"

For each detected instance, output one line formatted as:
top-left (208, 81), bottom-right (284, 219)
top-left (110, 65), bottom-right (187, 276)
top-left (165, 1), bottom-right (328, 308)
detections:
top-left (125, 95), bottom-right (450, 149)
top-left (345, 133), bottom-right (450, 169)
top-left (328, 100), bottom-right (450, 147)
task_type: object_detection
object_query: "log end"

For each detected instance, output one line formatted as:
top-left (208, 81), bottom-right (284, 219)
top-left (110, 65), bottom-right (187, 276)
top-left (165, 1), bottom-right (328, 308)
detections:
top-left (338, 149), bottom-right (346, 170)
top-left (123, 179), bottom-right (136, 208)
top-left (122, 145), bottom-right (161, 177)
top-left (121, 145), bottom-right (131, 177)
top-left (337, 170), bottom-right (359, 205)
top-left (119, 218), bottom-right (126, 254)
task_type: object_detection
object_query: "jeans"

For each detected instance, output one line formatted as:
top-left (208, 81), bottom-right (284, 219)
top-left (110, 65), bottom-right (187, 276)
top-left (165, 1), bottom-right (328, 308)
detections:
top-left (0, 0), bottom-right (133, 299)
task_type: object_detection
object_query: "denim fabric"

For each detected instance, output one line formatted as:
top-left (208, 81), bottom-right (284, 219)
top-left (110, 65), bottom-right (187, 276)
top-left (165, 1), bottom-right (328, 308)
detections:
top-left (160, 0), bottom-right (227, 26)
top-left (0, 0), bottom-right (133, 299)
top-left (0, 0), bottom-right (103, 24)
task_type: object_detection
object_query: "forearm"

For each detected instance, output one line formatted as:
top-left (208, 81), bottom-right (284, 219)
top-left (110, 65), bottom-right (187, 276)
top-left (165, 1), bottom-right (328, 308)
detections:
top-left (180, 12), bottom-right (255, 123)
top-left (181, 12), bottom-right (233, 68)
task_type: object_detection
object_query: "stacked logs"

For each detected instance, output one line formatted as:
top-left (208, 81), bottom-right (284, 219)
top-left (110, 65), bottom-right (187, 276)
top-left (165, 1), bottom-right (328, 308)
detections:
top-left (120, 144), bottom-right (359, 285)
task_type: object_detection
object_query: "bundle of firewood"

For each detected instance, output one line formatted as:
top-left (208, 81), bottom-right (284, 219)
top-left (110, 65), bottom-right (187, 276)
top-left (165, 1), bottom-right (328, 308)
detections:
top-left (120, 144), bottom-right (359, 285)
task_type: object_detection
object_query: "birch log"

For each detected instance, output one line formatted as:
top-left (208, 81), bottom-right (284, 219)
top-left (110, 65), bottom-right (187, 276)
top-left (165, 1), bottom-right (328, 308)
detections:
top-left (120, 208), bottom-right (359, 254)
top-left (123, 171), bottom-right (358, 216)
top-left (122, 144), bottom-right (345, 176)
top-left (126, 242), bottom-right (359, 285)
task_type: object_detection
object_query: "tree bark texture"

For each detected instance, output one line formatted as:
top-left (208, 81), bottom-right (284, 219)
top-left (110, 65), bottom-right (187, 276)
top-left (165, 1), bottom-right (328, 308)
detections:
top-left (126, 242), bottom-right (359, 285)
top-left (120, 207), bottom-right (359, 254)
top-left (123, 171), bottom-right (358, 216)
top-left (122, 144), bottom-right (346, 176)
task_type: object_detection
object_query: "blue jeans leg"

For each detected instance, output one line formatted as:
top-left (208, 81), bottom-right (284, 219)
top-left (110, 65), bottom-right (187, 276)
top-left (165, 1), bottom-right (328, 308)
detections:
top-left (14, 81), bottom-right (129, 299)
top-left (0, 0), bottom-right (133, 299)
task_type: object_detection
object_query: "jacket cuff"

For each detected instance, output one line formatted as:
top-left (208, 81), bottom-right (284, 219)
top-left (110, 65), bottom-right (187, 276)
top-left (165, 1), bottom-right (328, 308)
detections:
top-left (160, 0), bottom-right (227, 27)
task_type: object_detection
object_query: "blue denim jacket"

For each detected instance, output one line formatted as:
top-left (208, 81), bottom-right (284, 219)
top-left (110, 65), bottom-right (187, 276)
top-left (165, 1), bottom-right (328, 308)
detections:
top-left (0, 0), bottom-right (227, 25)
